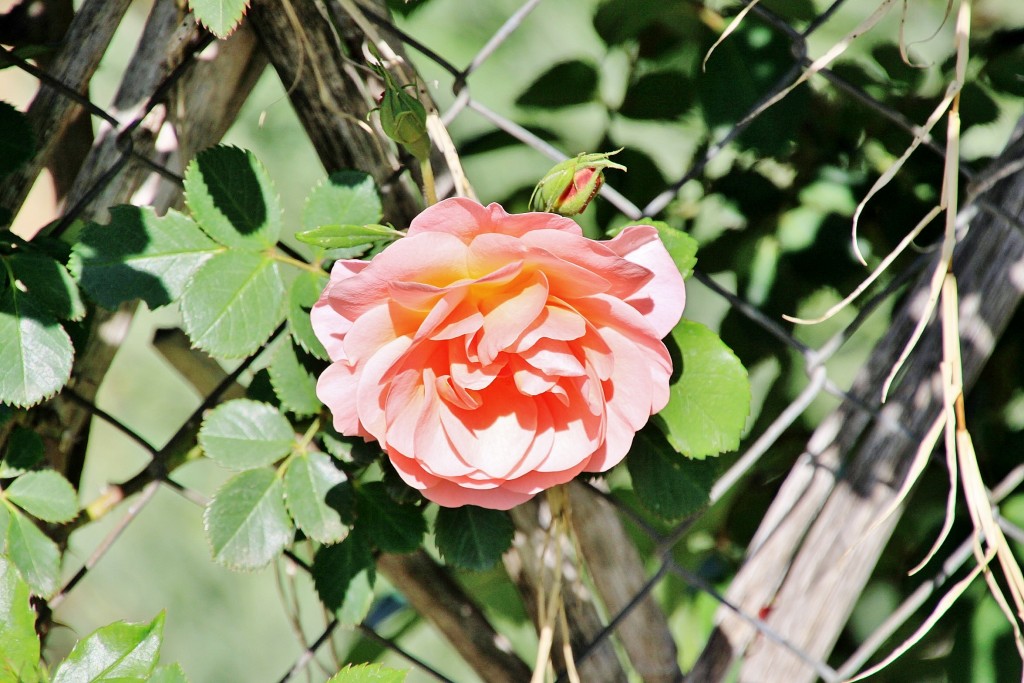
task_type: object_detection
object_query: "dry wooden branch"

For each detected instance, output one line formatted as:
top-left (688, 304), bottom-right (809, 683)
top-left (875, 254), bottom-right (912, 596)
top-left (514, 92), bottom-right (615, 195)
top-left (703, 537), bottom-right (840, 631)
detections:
top-left (687, 117), bottom-right (1024, 682)
top-left (247, 0), bottom-right (423, 222)
top-left (0, 0), bottom-right (131, 219)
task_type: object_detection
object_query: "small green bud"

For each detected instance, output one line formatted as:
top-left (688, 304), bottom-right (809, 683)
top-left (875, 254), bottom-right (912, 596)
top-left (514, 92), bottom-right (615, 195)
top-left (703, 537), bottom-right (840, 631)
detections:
top-left (529, 150), bottom-right (626, 215)
top-left (371, 63), bottom-right (431, 162)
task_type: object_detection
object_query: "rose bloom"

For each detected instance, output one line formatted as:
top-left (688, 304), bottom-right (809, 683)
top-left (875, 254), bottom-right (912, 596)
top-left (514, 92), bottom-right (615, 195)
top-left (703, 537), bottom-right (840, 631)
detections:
top-left (312, 198), bottom-right (685, 510)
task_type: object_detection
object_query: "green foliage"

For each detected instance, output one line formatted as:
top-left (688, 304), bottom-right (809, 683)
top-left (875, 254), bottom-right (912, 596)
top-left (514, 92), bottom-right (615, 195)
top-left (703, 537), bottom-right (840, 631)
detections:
top-left (4, 470), bottom-right (78, 523)
top-left (283, 451), bottom-right (352, 544)
top-left (188, 0), bottom-right (249, 38)
top-left (0, 555), bottom-right (40, 683)
top-left (198, 399), bottom-right (294, 470)
top-left (179, 250), bottom-right (285, 358)
top-left (3, 507), bottom-right (60, 597)
top-left (183, 146), bottom-right (281, 250)
top-left (203, 468), bottom-right (293, 570)
top-left (656, 320), bottom-right (750, 458)
top-left (303, 171), bottom-right (384, 233)
top-left (149, 664), bottom-right (190, 683)
top-left (287, 270), bottom-right (329, 359)
top-left (70, 207), bottom-right (219, 309)
top-left (295, 224), bottom-right (405, 251)
top-left (0, 102), bottom-right (34, 180)
top-left (50, 612), bottom-right (165, 683)
top-left (327, 663), bottom-right (407, 683)
top-left (354, 483), bottom-right (426, 554)
top-left (313, 535), bottom-right (376, 625)
top-left (269, 341), bottom-right (321, 416)
top-left (434, 506), bottom-right (514, 570)
top-left (627, 427), bottom-right (717, 521)
top-left (0, 234), bottom-right (80, 407)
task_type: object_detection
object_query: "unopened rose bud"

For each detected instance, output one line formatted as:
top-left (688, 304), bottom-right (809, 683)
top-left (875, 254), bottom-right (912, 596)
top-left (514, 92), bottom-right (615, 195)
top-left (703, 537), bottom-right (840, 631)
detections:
top-left (371, 63), bottom-right (431, 162)
top-left (529, 151), bottom-right (626, 215)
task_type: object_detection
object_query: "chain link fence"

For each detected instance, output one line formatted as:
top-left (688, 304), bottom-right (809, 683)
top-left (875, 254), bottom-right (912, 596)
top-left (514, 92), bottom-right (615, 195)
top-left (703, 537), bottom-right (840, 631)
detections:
top-left (3, 0), bottom-right (1024, 680)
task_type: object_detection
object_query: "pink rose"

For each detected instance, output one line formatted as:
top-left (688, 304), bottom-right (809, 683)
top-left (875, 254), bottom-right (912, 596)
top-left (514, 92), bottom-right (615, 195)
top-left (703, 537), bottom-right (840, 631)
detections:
top-left (312, 198), bottom-right (685, 510)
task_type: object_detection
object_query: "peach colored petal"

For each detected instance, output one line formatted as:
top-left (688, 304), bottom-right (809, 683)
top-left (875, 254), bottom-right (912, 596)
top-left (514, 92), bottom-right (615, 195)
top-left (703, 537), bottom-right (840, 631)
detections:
top-left (606, 225), bottom-right (686, 338)
top-left (407, 197), bottom-right (580, 241)
top-left (316, 361), bottom-right (365, 437)
top-left (313, 198), bottom-right (687, 509)
top-left (477, 272), bottom-right (549, 365)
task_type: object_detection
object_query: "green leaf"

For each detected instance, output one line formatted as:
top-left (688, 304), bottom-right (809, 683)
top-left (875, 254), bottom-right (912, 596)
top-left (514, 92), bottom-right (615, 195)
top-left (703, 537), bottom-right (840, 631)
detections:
top-left (69, 206), bottom-right (219, 309)
top-left (0, 102), bottom-right (35, 179)
top-left (312, 535), bottom-right (375, 625)
top-left (184, 146), bottom-right (280, 248)
top-left (198, 399), bottom-right (294, 470)
top-left (434, 506), bottom-right (513, 570)
top-left (0, 427), bottom-right (44, 478)
top-left (302, 171), bottom-right (383, 232)
top-left (0, 555), bottom-right (41, 683)
top-left (188, 0), bottom-right (249, 38)
top-left (295, 224), bottom-right (403, 250)
top-left (283, 452), bottom-right (352, 544)
top-left (327, 663), bottom-right (407, 683)
top-left (7, 253), bottom-right (85, 321)
top-left (51, 612), bottom-right (164, 683)
top-left (268, 342), bottom-right (321, 417)
top-left (0, 285), bottom-right (73, 408)
top-left (5, 508), bottom-right (60, 597)
top-left (179, 250), bottom-right (285, 358)
top-left (516, 60), bottom-right (598, 109)
top-left (203, 468), bottom-right (292, 570)
top-left (627, 427), bottom-right (717, 520)
top-left (5, 470), bottom-right (78, 523)
top-left (355, 482), bottom-right (425, 554)
top-left (149, 663), bottom-right (190, 683)
top-left (287, 271), bottom-right (328, 360)
top-left (654, 320), bottom-right (750, 458)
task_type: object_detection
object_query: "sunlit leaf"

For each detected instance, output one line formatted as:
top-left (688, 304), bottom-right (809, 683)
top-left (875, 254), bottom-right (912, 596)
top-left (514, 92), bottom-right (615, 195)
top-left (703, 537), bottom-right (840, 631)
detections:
top-left (284, 452), bottom-right (352, 544)
top-left (204, 468), bottom-right (292, 570)
top-left (179, 251), bottom-right (285, 358)
top-left (51, 612), bottom-right (164, 683)
top-left (198, 399), bottom-right (294, 470)
top-left (295, 224), bottom-right (403, 250)
top-left (655, 320), bottom-right (750, 458)
top-left (5, 508), bottom-right (60, 597)
top-left (327, 663), bottom-right (407, 683)
top-left (69, 206), bottom-right (219, 309)
top-left (188, 0), bottom-right (249, 38)
top-left (303, 171), bottom-right (383, 232)
top-left (269, 342), bottom-right (322, 417)
top-left (149, 663), bottom-right (190, 683)
top-left (5, 470), bottom-right (78, 523)
top-left (0, 555), bottom-right (41, 683)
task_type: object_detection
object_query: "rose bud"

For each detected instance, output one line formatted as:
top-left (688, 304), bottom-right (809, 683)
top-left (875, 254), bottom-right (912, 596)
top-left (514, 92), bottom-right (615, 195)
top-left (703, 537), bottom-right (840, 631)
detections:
top-left (529, 150), bottom-right (626, 216)
top-left (371, 63), bottom-right (431, 162)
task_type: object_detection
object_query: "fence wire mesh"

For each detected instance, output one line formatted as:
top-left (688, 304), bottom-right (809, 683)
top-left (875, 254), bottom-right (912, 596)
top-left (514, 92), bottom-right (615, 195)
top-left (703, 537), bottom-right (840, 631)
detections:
top-left (3, 0), bottom-right (1024, 681)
